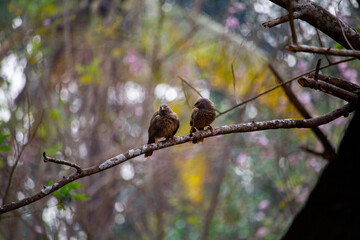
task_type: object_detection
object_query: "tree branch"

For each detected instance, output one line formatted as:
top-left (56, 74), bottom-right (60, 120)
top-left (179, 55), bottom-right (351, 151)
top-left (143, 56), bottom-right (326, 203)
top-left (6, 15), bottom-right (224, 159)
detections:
top-left (43, 152), bottom-right (83, 173)
top-left (307, 73), bottom-right (360, 94)
top-left (298, 77), bottom-right (359, 104)
top-left (267, 0), bottom-right (360, 50)
top-left (262, 10), bottom-right (306, 28)
top-left (286, 44), bottom-right (360, 57)
top-left (268, 63), bottom-right (336, 161)
top-left (0, 103), bottom-right (355, 215)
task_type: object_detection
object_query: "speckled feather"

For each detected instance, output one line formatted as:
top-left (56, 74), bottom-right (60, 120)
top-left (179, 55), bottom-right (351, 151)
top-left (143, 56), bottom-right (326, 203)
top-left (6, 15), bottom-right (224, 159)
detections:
top-left (145, 104), bottom-right (179, 157)
top-left (190, 98), bottom-right (216, 143)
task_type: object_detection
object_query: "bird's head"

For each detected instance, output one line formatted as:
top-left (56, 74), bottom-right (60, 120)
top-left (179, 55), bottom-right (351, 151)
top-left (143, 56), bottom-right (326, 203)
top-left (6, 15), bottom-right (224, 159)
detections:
top-left (193, 98), bottom-right (214, 110)
top-left (159, 104), bottom-right (173, 115)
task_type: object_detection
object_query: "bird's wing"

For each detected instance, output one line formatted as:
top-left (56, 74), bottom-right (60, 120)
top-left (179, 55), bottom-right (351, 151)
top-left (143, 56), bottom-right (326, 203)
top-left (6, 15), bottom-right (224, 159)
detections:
top-left (190, 108), bottom-right (199, 126)
top-left (170, 113), bottom-right (180, 136)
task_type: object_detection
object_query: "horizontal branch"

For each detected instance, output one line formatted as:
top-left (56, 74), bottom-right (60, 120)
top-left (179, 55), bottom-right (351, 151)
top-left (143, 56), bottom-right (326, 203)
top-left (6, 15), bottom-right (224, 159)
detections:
top-left (286, 44), bottom-right (360, 57)
top-left (298, 77), bottom-right (359, 104)
top-left (0, 103), bottom-right (355, 215)
top-left (262, 10), bottom-right (306, 28)
top-left (307, 73), bottom-right (360, 94)
top-left (43, 152), bottom-right (82, 173)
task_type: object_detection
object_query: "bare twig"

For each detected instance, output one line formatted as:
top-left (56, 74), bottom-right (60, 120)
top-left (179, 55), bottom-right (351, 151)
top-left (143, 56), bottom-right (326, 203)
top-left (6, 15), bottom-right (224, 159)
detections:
top-left (314, 58), bottom-right (321, 81)
top-left (216, 57), bottom-right (356, 118)
top-left (286, 44), bottom-right (360, 57)
top-left (0, 103), bottom-right (355, 215)
top-left (231, 64), bottom-right (237, 103)
top-left (287, 0), bottom-right (298, 45)
top-left (269, 63), bottom-right (336, 161)
top-left (177, 75), bottom-right (203, 98)
top-left (307, 73), bottom-right (360, 93)
top-left (298, 77), bottom-right (359, 104)
top-left (262, 10), bottom-right (306, 28)
top-left (43, 152), bottom-right (82, 173)
top-left (301, 146), bottom-right (329, 159)
top-left (315, 29), bottom-right (332, 64)
top-left (267, 0), bottom-right (360, 50)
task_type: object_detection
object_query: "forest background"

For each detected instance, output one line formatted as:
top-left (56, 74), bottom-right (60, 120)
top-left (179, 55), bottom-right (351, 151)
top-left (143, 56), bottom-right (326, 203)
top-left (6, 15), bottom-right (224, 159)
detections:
top-left (0, 0), bottom-right (360, 239)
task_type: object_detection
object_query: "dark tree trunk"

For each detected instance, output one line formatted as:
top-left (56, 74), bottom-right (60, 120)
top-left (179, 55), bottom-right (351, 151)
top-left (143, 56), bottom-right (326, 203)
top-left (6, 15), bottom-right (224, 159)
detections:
top-left (282, 107), bottom-right (360, 239)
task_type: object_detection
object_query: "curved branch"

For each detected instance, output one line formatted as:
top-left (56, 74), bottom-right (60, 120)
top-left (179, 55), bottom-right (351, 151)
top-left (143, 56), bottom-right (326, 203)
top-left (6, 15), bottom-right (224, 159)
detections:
top-left (0, 103), bottom-right (355, 215)
top-left (267, 0), bottom-right (360, 50)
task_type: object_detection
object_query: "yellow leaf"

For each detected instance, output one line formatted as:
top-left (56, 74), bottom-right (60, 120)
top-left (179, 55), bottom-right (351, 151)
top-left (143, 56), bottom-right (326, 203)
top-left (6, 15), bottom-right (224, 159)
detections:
top-left (178, 154), bottom-right (206, 204)
top-left (80, 75), bottom-right (92, 84)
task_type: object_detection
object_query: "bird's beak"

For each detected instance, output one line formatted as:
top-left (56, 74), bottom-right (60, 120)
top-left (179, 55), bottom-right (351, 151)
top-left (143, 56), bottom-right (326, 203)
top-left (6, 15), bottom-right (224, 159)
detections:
top-left (161, 106), bottom-right (165, 111)
top-left (192, 104), bottom-right (198, 109)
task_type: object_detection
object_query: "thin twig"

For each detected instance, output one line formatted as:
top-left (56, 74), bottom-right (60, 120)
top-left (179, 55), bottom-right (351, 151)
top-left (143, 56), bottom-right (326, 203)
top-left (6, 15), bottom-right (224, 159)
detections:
top-left (216, 57), bottom-right (356, 118)
top-left (335, 1), bottom-right (355, 50)
top-left (231, 64), bottom-right (237, 103)
top-left (177, 75), bottom-right (203, 98)
top-left (286, 44), bottom-right (360, 57)
top-left (43, 152), bottom-right (83, 173)
top-left (314, 58), bottom-right (321, 81)
top-left (287, 0), bottom-right (298, 45)
top-left (268, 63), bottom-right (336, 161)
top-left (262, 10), bottom-right (306, 28)
top-left (0, 103), bottom-right (355, 215)
top-left (315, 29), bottom-right (332, 64)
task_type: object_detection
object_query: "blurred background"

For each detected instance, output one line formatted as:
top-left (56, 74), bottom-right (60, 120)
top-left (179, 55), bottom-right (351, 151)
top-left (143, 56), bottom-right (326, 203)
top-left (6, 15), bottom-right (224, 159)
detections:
top-left (0, 0), bottom-right (359, 239)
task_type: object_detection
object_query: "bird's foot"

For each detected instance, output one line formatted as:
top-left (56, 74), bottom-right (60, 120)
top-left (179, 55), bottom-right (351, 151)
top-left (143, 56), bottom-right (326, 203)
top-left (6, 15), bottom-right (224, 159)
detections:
top-left (208, 125), bottom-right (215, 135)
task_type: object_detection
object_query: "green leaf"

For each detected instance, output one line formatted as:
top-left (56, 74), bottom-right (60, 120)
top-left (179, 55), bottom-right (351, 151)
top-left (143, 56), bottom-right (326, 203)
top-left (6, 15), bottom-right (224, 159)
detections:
top-left (335, 43), bottom-right (345, 49)
top-left (356, 27), bottom-right (360, 33)
top-left (0, 134), bottom-right (9, 144)
top-left (0, 145), bottom-right (11, 151)
top-left (57, 202), bottom-right (66, 211)
top-left (48, 180), bottom-right (90, 202)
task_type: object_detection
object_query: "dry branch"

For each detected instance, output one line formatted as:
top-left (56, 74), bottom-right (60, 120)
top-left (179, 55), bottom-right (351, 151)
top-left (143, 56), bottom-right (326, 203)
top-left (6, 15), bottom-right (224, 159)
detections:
top-left (0, 103), bottom-right (355, 215)
top-left (262, 10), bottom-right (306, 28)
top-left (298, 77), bottom-right (359, 104)
top-left (43, 152), bottom-right (83, 173)
top-left (307, 73), bottom-right (360, 94)
top-left (287, 44), bottom-right (360, 57)
top-left (267, 0), bottom-right (360, 50)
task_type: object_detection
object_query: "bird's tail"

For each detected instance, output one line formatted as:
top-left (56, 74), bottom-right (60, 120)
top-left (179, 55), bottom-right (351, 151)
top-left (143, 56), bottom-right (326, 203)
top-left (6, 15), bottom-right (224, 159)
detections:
top-left (145, 137), bottom-right (155, 157)
top-left (192, 138), bottom-right (204, 144)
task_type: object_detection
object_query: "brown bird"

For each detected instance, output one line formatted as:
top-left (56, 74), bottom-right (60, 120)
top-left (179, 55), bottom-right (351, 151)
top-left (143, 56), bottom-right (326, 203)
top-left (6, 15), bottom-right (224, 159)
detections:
top-left (190, 98), bottom-right (216, 144)
top-left (145, 104), bottom-right (180, 157)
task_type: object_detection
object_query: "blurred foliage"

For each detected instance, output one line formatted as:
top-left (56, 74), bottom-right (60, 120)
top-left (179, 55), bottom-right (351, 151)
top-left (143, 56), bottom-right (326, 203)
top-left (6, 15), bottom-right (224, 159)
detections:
top-left (47, 180), bottom-right (90, 210)
top-left (0, 0), bottom-right (358, 239)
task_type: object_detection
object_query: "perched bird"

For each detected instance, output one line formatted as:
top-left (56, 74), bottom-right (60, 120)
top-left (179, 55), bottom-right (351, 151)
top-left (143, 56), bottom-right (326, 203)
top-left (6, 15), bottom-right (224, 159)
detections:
top-left (145, 104), bottom-right (180, 157)
top-left (190, 98), bottom-right (216, 144)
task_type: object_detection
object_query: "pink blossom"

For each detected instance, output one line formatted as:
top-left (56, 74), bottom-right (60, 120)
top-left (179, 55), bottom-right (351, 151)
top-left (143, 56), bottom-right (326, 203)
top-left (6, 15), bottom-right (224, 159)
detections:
top-left (236, 152), bottom-right (249, 169)
top-left (43, 18), bottom-right (52, 27)
top-left (34, 225), bottom-right (43, 234)
top-left (256, 227), bottom-right (269, 238)
top-left (299, 91), bottom-right (311, 105)
top-left (258, 200), bottom-right (270, 211)
top-left (228, 7), bottom-right (237, 14)
top-left (258, 135), bottom-right (269, 147)
top-left (226, 16), bottom-right (239, 29)
top-left (234, 2), bottom-right (246, 11)
top-left (288, 154), bottom-right (298, 165)
top-left (123, 50), bottom-right (145, 74)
